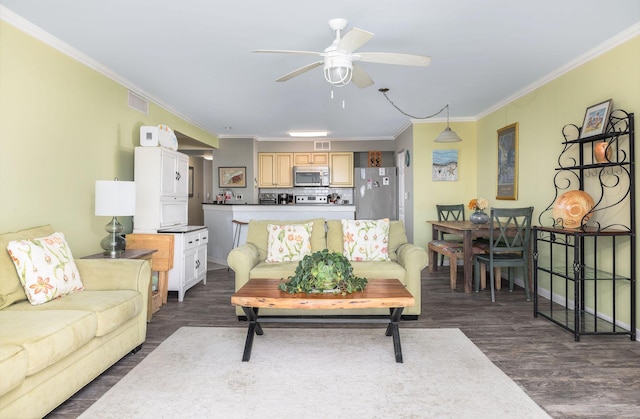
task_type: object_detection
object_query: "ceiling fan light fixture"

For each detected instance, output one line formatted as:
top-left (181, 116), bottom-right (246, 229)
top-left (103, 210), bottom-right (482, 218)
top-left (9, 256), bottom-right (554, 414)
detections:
top-left (324, 55), bottom-right (353, 87)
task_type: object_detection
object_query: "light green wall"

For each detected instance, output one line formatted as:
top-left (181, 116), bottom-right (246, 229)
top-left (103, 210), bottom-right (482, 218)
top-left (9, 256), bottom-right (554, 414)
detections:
top-left (413, 35), bottom-right (639, 329)
top-left (412, 120), bottom-right (478, 248)
top-left (413, 35), bottom-right (639, 246)
top-left (476, 36), bottom-right (640, 218)
top-left (0, 21), bottom-right (218, 254)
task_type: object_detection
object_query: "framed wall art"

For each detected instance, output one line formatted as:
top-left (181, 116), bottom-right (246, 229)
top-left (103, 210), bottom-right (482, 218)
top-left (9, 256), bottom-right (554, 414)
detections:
top-left (432, 149), bottom-right (458, 181)
top-left (580, 99), bottom-right (612, 139)
top-left (496, 123), bottom-right (518, 200)
top-left (218, 166), bottom-right (246, 188)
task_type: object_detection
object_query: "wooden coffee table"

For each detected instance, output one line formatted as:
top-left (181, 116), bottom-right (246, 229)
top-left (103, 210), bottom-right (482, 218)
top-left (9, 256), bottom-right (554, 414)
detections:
top-left (231, 278), bottom-right (415, 363)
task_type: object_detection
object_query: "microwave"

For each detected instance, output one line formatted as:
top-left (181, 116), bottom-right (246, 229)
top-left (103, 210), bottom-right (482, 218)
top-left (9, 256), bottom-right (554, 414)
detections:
top-left (293, 166), bottom-right (329, 187)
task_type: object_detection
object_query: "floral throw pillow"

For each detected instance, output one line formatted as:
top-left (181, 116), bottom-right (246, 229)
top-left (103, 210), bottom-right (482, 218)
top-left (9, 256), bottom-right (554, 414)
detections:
top-left (265, 223), bottom-right (313, 263)
top-left (342, 219), bottom-right (391, 262)
top-left (6, 232), bottom-right (84, 305)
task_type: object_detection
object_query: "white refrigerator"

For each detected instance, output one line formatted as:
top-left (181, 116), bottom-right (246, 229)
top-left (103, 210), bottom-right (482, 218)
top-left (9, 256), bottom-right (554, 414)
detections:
top-left (353, 167), bottom-right (398, 220)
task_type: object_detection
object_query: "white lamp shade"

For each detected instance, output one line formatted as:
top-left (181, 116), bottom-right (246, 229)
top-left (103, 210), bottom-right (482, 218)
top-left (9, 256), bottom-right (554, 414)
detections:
top-left (95, 180), bottom-right (136, 216)
top-left (434, 127), bottom-right (463, 143)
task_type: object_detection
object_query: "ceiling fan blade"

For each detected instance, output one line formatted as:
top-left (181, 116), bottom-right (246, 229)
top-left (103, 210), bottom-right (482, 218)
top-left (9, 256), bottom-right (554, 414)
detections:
top-left (275, 61), bottom-right (323, 82)
top-left (337, 28), bottom-right (374, 53)
top-left (253, 49), bottom-right (323, 57)
top-left (351, 63), bottom-right (374, 88)
top-left (357, 52), bottom-right (431, 67)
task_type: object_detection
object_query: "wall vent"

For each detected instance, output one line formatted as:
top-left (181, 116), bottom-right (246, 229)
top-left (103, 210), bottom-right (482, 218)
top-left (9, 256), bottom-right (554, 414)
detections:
top-left (128, 90), bottom-right (148, 114)
top-left (314, 141), bottom-right (331, 151)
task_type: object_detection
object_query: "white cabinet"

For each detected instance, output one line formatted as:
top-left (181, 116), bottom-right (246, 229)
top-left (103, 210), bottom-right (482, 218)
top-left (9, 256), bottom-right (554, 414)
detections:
top-left (160, 150), bottom-right (189, 196)
top-left (134, 147), bottom-right (189, 233)
top-left (167, 227), bottom-right (208, 302)
top-left (134, 146), bottom-right (205, 302)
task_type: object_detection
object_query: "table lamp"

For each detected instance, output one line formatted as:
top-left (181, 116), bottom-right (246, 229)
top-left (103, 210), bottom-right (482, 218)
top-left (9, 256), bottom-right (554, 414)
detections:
top-left (95, 179), bottom-right (136, 257)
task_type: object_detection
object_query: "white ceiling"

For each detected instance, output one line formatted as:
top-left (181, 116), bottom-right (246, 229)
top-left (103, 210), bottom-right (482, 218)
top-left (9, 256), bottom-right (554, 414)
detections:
top-left (1, 1), bottom-right (639, 141)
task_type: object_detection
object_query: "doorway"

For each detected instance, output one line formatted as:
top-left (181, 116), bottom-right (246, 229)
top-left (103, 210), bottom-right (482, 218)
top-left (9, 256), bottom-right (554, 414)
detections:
top-left (397, 151), bottom-right (406, 225)
top-left (176, 130), bottom-right (215, 225)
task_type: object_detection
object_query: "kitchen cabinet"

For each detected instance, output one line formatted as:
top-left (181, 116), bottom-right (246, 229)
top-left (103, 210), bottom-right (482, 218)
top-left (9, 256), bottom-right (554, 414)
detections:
top-left (134, 147), bottom-right (189, 233)
top-left (329, 152), bottom-right (354, 187)
top-left (293, 152), bottom-right (329, 166)
top-left (533, 109), bottom-right (635, 341)
top-left (258, 153), bottom-right (293, 188)
top-left (165, 227), bottom-right (208, 302)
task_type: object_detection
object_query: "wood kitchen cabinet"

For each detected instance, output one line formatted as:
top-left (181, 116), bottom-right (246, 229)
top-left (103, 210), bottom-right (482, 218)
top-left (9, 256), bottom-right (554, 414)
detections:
top-left (329, 152), bottom-right (354, 187)
top-left (293, 152), bottom-right (329, 166)
top-left (258, 153), bottom-right (293, 187)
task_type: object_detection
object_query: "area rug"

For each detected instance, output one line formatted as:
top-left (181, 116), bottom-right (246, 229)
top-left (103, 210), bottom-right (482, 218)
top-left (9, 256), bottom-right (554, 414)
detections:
top-left (80, 327), bottom-right (550, 418)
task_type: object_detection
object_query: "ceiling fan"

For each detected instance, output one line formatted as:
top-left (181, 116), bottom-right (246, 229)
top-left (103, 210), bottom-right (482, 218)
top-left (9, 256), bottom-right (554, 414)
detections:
top-left (253, 18), bottom-right (431, 88)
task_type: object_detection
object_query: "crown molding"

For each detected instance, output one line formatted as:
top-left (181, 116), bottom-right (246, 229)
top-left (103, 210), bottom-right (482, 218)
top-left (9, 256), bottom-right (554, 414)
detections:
top-left (477, 22), bottom-right (640, 120)
top-left (4, 6), bottom-right (636, 141)
top-left (249, 136), bottom-right (395, 142)
top-left (0, 5), bottom-right (217, 139)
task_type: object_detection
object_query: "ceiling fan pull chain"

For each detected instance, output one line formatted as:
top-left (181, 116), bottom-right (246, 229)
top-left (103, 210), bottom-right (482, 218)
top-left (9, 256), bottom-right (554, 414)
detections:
top-left (342, 100), bottom-right (346, 109)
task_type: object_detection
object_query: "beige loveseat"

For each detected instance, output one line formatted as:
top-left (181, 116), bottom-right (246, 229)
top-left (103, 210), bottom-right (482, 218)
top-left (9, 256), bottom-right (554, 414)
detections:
top-left (227, 219), bottom-right (427, 317)
top-left (0, 225), bottom-right (150, 419)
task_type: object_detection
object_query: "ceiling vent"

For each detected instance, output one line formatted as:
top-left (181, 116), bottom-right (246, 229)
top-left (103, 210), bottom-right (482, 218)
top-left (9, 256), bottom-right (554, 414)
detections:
top-left (314, 141), bottom-right (331, 151)
top-left (127, 90), bottom-right (148, 114)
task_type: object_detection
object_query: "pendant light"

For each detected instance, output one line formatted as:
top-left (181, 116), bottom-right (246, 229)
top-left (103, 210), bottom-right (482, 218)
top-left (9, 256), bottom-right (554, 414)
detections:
top-left (379, 88), bottom-right (463, 142)
top-left (434, 105), bottom-right (462, 143)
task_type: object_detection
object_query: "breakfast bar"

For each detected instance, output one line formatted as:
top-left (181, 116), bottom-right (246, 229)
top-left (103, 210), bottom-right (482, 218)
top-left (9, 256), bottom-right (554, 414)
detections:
top-left (203, 203), bottom-right (355, 265)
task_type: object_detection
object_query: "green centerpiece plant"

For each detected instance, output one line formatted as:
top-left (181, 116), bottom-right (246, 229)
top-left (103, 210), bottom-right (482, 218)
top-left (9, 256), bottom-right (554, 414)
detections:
top-left (279, 249), bottom-right (368, 295)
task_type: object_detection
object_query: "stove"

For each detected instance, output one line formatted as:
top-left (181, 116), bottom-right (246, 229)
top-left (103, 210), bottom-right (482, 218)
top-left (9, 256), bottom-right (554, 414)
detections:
top-left (295, 195), bottom-right (328, 205)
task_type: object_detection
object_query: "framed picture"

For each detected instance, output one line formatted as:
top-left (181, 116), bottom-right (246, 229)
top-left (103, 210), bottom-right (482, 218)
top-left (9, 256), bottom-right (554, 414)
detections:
top-left (432, 149), bottom-right (458, 181)
top-left (496, 123), bottom-right (518, 200)
top-left (188, 166), bottom-right (194, 197)
top-left (219, 166), bottom-right (246, 188)
top-left (580, 99), bottom-right (612, 139)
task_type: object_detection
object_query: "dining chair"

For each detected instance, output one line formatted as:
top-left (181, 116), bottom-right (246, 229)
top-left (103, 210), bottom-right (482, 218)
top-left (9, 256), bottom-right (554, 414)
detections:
top-left (428, 204), bottom-right (485, 290)
top-left (435, 204), bottom-right (465, 266)
top-left (473, 206), bottom-right (534, 302)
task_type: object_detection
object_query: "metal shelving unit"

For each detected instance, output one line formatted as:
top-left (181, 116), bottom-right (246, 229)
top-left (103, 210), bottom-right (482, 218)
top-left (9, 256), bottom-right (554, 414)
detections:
top-left (533, 110), bottom-right (635, 341)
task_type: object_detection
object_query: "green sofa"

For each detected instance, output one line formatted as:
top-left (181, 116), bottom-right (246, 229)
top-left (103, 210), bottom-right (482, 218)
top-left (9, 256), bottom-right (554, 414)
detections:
top-left (227, 219), bottom-right (427, 317)
top-left (0, 225), bottom-right (150, 419)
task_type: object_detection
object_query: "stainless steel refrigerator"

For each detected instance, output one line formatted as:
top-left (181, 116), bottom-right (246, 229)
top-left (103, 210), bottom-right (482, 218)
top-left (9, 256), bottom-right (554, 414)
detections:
top-left (353, 167), bottom-right (398, 220)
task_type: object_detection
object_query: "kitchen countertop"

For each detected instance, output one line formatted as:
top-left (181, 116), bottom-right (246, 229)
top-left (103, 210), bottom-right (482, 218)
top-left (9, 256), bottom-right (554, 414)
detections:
top-left (157, 225), bottom-right (207, 233)
top-left (203, 204), bottom-right (355, 264)
top-left (203, 204), bottom-right (355, 211)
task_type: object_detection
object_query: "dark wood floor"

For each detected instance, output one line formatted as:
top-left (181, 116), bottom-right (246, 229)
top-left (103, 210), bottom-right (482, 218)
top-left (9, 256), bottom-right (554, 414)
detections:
top-left (46, 265), bottom-right (640, 418)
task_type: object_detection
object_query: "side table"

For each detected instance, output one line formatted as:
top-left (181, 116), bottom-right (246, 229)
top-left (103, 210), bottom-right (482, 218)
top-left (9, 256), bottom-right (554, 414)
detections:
top-left (124, 234), bottom-right (175, 306)
top-left (82, 249), bottom-right (156, 321)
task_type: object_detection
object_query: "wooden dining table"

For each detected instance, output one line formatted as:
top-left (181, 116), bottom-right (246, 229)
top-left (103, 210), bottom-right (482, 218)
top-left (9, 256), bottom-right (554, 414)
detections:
top-left (427, 220), bottom-right (532, 294)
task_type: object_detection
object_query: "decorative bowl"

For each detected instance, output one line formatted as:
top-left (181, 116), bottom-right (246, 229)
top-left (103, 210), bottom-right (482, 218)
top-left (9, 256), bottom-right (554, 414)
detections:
top-left (552, 190), bottom-right (595, 229)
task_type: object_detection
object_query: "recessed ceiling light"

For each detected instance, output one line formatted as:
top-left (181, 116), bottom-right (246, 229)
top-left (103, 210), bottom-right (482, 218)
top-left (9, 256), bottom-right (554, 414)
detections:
top-left (288, 131), bottom-right (328, 138)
